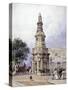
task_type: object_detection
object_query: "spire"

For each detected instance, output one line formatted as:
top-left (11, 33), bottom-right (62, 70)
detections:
top-left (38, 13), bottom-right (42, 22)
top-left (37, 13), bottom-right (43, 31)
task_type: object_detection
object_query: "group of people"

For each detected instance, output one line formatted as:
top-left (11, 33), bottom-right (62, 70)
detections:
top-left (52, 68), bottom-right (66, 80)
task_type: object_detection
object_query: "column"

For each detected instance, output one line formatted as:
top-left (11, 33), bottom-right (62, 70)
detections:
top-left (32, 56), bottom-right (35, 74)
top-left (40, 58), bottom-right (43, 70)
top-left (32, 61), bottom-right (34, 74)
top-left (37, 61), bottom-right (39, 75)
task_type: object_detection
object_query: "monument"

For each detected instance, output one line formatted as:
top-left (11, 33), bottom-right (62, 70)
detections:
top-left (32, 13), bottom-right (50, 76)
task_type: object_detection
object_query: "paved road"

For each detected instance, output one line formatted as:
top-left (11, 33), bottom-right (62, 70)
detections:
top-left (12, 75), bottom-right (66, 86)
top-left (12, 81), bottom-right (25, 87)
top-left (48, 79), bottom-right (66, 84)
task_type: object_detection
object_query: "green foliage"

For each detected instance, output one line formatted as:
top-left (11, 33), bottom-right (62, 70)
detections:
top-left (12, 38), bottom-right (29, 63)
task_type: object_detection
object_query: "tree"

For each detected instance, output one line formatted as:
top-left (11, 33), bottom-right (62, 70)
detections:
top-left (12, 38), bottom-right (29, 63)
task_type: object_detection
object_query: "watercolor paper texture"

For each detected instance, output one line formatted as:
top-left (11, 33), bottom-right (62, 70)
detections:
top-left (9, 3), bottom-right (66, 87)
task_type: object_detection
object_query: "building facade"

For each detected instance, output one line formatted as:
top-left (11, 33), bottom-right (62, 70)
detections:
top-left (49, 48), bottom-right (66, 75)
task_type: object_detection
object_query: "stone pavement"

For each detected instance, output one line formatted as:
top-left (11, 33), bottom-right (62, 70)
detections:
top-left (12, 75), bottom-right (50, 86)
top-left (48, 79), bottom-right (66, 84)
top-left (12, 75), bottom-right (66, 87)
top-left (12, 81), bottom-right (25, 87)
top-left (48, 75), bottom-right (66, 84)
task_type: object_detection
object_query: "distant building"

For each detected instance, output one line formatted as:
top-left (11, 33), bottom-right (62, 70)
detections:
top-left (49, 48), bottom-right (66, 74)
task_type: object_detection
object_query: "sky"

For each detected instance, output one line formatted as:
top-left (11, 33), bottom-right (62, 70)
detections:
top-left (12, 4), bottom-right (66, 48)
top-left (12, 4), bottom-right (66, 66)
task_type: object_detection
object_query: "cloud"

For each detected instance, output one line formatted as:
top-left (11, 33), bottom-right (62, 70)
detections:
top-left (12, 4), bottom-right (66, 48)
